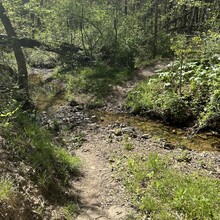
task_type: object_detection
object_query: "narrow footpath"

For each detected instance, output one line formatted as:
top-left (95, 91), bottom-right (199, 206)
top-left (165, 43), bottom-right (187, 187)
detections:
top-left (74, 131), bottom-right (133, 220)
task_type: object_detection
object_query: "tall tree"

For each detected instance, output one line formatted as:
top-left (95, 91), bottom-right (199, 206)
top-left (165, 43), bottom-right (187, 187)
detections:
top-left (0, 2), bottom-right (29, 96)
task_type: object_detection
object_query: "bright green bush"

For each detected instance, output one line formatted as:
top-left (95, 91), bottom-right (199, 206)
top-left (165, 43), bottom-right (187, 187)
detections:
top-left (0, 177), bottom-right (14, 201)
top-left (126, 78), bottom-right (192, 125)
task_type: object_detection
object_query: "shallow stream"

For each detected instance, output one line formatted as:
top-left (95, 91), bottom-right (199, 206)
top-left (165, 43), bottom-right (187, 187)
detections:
top-left (92, 111), bottom-right (220, 152)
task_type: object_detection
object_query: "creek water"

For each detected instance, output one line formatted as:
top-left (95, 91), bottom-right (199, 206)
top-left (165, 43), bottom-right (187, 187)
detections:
top-left (91, 110), bottom-right (220, 152)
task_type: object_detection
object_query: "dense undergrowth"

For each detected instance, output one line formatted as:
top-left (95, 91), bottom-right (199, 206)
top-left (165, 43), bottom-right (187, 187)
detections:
top-left (116, 153), bottom-right (220, 220)
top-left (127, 59), bottom-right (220, 125)
top-left (126, 58), bottom-right (220, 130)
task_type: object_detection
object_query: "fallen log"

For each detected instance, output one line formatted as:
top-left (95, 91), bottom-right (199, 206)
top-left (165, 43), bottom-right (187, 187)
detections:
top-left (0, 34), bottom-right (82, 54)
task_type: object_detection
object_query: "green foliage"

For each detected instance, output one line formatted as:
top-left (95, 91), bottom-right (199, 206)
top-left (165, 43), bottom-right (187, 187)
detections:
top-left (126, 78), bottom-right (192, 125)
top-left (2, 112), bottom-right (81, 189)
top-left (127, 32), bottom-right (220, 128)
top-left (1, 0), bottom-right (220, 69)
top-left (0, 177), bottom-right (14, 201)
top-left (117, 153), bottom-right (220, 220)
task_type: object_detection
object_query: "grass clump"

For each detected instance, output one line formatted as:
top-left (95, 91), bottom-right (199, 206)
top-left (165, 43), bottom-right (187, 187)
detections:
top-left (118, 153), bottom-right (220, 220)
top-left (61, 203), bottom-right (80, 220)
top-left (122, 135), bottom-right (134, 151)
top-left (55, 147), bottom-right (81, 172)
top-left (0, 177), bottom-right (14, 201)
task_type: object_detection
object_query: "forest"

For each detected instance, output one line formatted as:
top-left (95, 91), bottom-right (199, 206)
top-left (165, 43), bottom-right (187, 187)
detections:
top-left (0, 0), bottom-right (220, 219)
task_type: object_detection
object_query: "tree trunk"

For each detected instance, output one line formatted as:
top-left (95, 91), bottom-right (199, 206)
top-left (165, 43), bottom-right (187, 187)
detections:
top-left (0, 2), bottom-right (29, 96)
top-left (80, 4), bottom-right (87, 55)
top-left (124, 0), bottom-right (128, 15)
top-left (153, 0), bottom-right (159, 58)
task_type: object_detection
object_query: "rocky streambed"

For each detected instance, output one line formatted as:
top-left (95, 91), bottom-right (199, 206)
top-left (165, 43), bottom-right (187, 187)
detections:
top-left (41, 103), bottom-right (220, 179)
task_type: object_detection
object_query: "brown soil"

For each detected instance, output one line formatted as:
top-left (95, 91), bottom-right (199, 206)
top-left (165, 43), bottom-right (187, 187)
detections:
top-left (73, 133), bottom-right (132, 220)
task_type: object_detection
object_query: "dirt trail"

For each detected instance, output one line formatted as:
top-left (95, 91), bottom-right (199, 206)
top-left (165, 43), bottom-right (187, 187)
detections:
top-left (73, 132), bottom-right (131, 220)
top-left (66, 64), bottom-right (168, 219)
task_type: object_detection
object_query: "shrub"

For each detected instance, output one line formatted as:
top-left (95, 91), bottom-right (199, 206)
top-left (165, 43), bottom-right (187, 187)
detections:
top-left (126, 55), bottom-right (220, 128)
top-left (126, 78), bottom-right (192, 125)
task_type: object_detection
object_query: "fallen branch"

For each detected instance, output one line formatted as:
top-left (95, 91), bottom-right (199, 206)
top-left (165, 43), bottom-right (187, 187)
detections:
top-left (0, 34), bottom-right (82, 54)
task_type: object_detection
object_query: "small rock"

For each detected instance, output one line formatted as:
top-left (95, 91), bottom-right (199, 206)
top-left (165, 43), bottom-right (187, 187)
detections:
top-left (91, 115), bottom-right (97, 120)
top-left (76, 105), bottom-right (84, 110)
top-left (163, 142), bottom-right (175, 150)
top-left (0, 136), bottom-right (6, 146)
top-left (171, 129), bottom-right (177, 134)
top-left (107, 206), bottom-right (128, 220)
top-left (76, 213), bottom-right (90, 220)
top-left (98, 217), bottom-right (108, 220)
top-left (179, 145), bottom-right (188, 150)
top-left (112, 129), bottom-right (122, 136)
top-left (121, 127), bottom-right (134, 134)
top-left (141, 134), bottom-right (151, 139)
top-left (176, 156), bottom-right (192, 163)
top-left (69, 100), bottom-right (78, 107)
top-left (86, 208), bottom-right (102, 219)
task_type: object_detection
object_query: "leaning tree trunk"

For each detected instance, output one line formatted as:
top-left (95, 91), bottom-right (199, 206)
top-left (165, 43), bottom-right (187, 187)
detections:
top-left (0, 2), bottom-right (29, 96)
